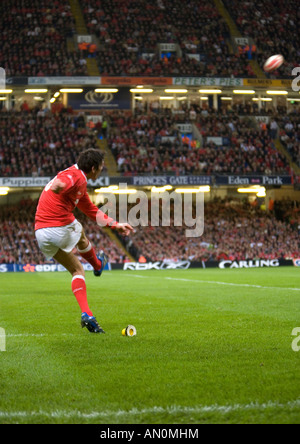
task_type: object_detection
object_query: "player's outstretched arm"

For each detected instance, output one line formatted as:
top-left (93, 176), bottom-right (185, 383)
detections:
top-left (114, 223), bottom-right (134, 236)
top-left (77, 192), bottom-right (134, 236)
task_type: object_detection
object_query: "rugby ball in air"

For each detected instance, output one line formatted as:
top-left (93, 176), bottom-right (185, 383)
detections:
top-left (263, 54), bottom-right (284, 72)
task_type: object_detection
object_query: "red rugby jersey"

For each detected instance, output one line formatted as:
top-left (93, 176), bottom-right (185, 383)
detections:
top-left (35, 164), bottom-right (116, 230)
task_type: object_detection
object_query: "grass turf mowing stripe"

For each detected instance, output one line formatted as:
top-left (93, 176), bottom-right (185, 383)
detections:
top-left (1, 269), bottom-right (299, 424)
top-left (124, 274), bottom-right (300, 291)
top-left (1, 399), bottom-right (300, 420)
top-left (6, 333), bottom-right (75, 338)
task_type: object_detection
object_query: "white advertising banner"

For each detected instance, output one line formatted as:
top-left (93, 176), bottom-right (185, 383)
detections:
top-left (28, 77), bottom-right (101, 85)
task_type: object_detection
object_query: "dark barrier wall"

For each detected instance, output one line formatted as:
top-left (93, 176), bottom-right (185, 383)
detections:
top-left (0, 259), bottom-right (296, 273)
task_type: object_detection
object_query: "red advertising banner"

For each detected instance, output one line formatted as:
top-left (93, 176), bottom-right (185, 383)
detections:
top-left (101, 77), bottom-right (173, 86)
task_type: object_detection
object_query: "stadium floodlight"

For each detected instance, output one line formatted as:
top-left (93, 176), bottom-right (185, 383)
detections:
top-left (95, 186), bottom-right (137, 194)
top-left (199, 186), bottom-right (210, 192)
top-left (199, 89), bottom-right (222, 94)
top-left (151, 186), bottom-right (173, 193)
top-left (164, 89), bottom-right (188, 93)
top-left (130, 89), bottom-right (153, 93)
top-left (233, 90), bottom-right (256, 94)
top-left (252, 98), bottom-right (272, 101)
top-left (95, 186), bottom-right (119, 193)
top-left (175, 186), bottom-right (210, 193)
top-left (266, 90), bottom-right (288, 95)
top-left (0, 187), bottom-right (9, 195)
top-left (238, 186), bottom-right (266, 196)
top-left (94, 89), bottom-right (119, 93)
top-left (237, 186), bottom-right (260, 193)
top-left (256, 188), bottom-right (266, 197)
top-left (59, 89), bottom-right (83, 93)
top-left (24, 89), bottom-right (48, 93)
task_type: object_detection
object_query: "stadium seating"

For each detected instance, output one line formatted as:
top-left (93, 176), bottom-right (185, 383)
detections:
top-left (0, 108), bottom-right (107, 177)
top-left (107, 108), bottom-right (292, 176)
top-left (0, 0), bottom-right (88, 77)
top-left (0, 0), bottom-right (298, 270)
top-left (0, 199), bottom-right (130, 264)
top-left (0, 104), bottom-right (297, 178)
top-left (1, 0), bottom-right (297, 79)
top-left (223, 0), bottom-right (299, 78)
top-left (82, 0), bottom-right (254, 78)
top-left (0, 105), bottom-right (295, 178)
top-left (277, 112), bottom-right (300, 167)
top-left (129, 198), bottom-right (300, 262)
top-left (1, 197), bottom-right (298, 264)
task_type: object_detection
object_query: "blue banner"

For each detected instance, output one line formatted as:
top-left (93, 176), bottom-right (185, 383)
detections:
top-left (0, 260), bottom-right (295, 272)
top-left (67, 88), bottom-right (131, 110)
top-left (216, 175), bottom-right (292, 186)
top-left (0, 263), bottom-right (110, 273)
top-left (131, 175), bottom-right (211, 186)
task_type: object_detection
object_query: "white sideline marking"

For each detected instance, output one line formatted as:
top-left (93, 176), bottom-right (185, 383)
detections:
top-left (164, 277), bottom-right (300, 292)
top-left (125, 274), bottom-right (300, 291)
top-left (128, 274), bottom-right (149, 278)
top-left (0, 400), bottom-right (299, 419)
top-left (6, 333), bottom-right (76, 338)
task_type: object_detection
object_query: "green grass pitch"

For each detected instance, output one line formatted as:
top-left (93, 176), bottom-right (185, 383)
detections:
top-left (0, 267), bottom-right (300, 424)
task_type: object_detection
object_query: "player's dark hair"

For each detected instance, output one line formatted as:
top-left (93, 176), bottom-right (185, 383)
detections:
top-left (77, 149), bottom-right (104, 174)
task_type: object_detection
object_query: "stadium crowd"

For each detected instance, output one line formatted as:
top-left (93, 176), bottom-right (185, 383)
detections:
top-left (82, 0), bottom-right (254, 78)
top-left (0, 198), bottom-right (129, 265)
top-left (223, 0), bottom-right (300, 78)
top-left (277, 112), bottom-right (300, 167)
top-left (0, 0), bottom-right (88, 77)
top-left (0, 108), bottom-right (107, 177)
top-left (129, 198), bottom-right (300, 262)
top-left (0, 0), bottom-right (298, 270)
top-left (108, 108), bottom-right (292, 176)
top-left (0, 103), bottom-right (298, 178)
top-left (0, 197), bottom-right (298, 265)
top-left (1, 0), bottom-right (298, 79)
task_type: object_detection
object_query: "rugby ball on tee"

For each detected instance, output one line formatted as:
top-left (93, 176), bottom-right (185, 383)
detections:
top-left (263, 54), bottom-right (284, 72)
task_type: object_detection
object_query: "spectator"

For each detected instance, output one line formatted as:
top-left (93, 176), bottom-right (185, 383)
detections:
top-left (0, 108), bottom-right (108, 177)
top-left (1, 197), bottom-right (298, 265)
top-left (0, 0), bottom-right (88, 77)
top-left (107, 108), bottom-right (291, 176)
top-left (82, 0), bottom-right (254, 78)
top-left (223, 0), bottom-right (299, 79)
top-left (270, 119), bottom-right (279, 140)
top-left (88, 43), bottom-right (98, 58)
top-left (276, 112), bottom-right (300, 167)
top-left (129, 198), bottom-right (300, 262)
top-left (21, 101), bottom-right (30, 112)
top-left (0, 199), bottom-right (130, 264)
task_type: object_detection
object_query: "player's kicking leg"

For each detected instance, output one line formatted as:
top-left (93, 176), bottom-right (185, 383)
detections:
top-left (76, 231), bottom-right (108, 277)
top-left (53, 249), bottom-right (105, 333)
